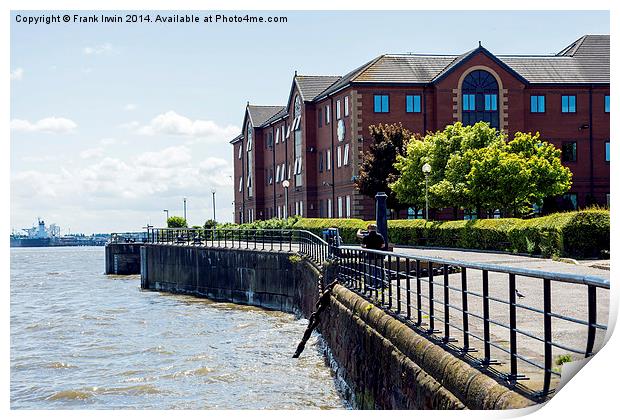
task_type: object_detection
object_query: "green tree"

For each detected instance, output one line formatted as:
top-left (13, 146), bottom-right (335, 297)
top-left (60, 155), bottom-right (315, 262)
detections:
top-left (356, 123), bottom-right (412, 213)
top-left (167, 216), bottom-right (187, 228)
top-left (203, 219), bottom-right (217, 230)
top-left (391, 123), bottom-right (572, 218)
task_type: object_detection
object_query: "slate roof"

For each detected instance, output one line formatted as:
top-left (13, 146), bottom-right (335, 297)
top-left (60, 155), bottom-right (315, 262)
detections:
top-left (229, 133), bottom-right (244, 144)
top-left (247, 105), bottom-right (285, 127)
top-left (236, 35), bottom-right (608, 135)
top-left (295, 75), bottom-right (341, 101)
top-left (313, 35), bottom-right (608, 95)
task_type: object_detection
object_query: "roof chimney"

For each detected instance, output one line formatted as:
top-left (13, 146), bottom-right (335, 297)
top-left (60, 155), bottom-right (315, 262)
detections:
top-left (479, 41), bottom-right (482, 47)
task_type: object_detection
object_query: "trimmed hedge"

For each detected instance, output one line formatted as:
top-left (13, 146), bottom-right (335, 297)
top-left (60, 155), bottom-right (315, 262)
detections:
top-left (220, 209), bottom-right (609, 259)
top-left (388, 210), bottom-right (609, 258)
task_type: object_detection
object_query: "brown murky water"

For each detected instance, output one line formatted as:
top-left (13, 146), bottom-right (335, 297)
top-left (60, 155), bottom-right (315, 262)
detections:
top-left (10, 247), bottom-right (347, 409)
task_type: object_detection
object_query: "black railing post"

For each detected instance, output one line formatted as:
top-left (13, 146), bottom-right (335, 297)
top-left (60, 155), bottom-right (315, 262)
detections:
top-left (461, 268), bottom-right (470, 351)
top-left (585, 285), bottom-right (598, 357)
top-left (508, 273), bottom-right (518, 381)
top-left (406, 258), bottom-right (412, 320)
top-left (543, 278), bottom-right (552, 396)
top-left (428, 260), bottom-right (435, 332)
top-left (443, 264), bottom-right (450, 342)
top-left (416, 259), bottom-right (422, 326)
top-left (482, 270), bottom-right (491, 363)
top-left (396, 256), bottom-right (401, 314)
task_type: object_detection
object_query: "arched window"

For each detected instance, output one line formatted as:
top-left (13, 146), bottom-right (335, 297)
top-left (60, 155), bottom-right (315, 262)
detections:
top-left (461, 70), bottom-right (499, 129)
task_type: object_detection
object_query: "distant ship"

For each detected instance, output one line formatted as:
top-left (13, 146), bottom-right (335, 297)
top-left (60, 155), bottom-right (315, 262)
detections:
top-left (10, 219), bottom-right (109, 247)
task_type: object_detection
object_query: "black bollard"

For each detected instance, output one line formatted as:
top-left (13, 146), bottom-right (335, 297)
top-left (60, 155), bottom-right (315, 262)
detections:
top-left (375, 192), bottom-right (388, 250)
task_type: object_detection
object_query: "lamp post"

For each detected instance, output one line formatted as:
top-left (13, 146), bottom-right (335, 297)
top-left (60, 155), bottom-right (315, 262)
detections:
top-left (211, 189), bottom-right (217, 223)
top-left (183, 197), bottom-right (187, 222)
top-left (163, 209), bottom-right (169, 226)
top-left (282, 180), bottom-right (290, 219)
top-left (422, 163), bottom-right (431, 220)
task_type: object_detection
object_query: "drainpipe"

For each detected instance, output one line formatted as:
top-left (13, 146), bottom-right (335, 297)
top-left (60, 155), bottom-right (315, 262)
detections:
top-left (272, 126), bottom-right (276, 216)
top-left (284, 121), bottom-right (289, 217)
top-left (423, 87), bottom-right (427, 134)
top-left (589, 86), bottom-right (594, 201)
top-left (330, 95), bottom-right (336, 217)
top-left (241, 139), bottom-right (245, 224)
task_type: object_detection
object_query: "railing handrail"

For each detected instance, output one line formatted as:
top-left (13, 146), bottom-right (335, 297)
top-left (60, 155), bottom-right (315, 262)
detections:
top-left (339, 245), bottom-right (609, 289)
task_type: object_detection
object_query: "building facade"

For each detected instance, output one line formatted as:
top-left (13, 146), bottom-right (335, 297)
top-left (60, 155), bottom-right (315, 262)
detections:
top-left (231, 35), bottom-right (610, 223)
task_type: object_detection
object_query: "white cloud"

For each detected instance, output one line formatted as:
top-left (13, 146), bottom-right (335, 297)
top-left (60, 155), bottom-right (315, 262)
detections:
top-left (123, 103), bottom-right (137, 111)
top-left (79, 147), bottom-right (105, 159)
top-left (119, 121), bottom-right (140, 130)
top-left (136, 111), bottom-right (239, 141)
top-left (11, 117), bottom-right (77, 134)
top-left (99, 138), bottom-right (117, 145)
top-left (11, 67), bottom-right (24, 81)
top-left (135, 146), bottom-right (192, 168)
top-left (83, 43), bottom-right (114, 55)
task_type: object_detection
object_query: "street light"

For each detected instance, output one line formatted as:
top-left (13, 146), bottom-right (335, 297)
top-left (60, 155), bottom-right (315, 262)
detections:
top-left (282, 180), bottom-right (290, 219)
top-left (211, 189), bottom-right (217, 223)
top-left (163, 209), bottom-right (169, 226)
top-left (183, 197), bottom-right (187, 222)
top-left (422, 163), bottom-right (432, 220)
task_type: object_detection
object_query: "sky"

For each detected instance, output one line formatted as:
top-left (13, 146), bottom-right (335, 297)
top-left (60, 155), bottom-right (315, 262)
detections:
top-left (10, 9), bottom-right (610, 234)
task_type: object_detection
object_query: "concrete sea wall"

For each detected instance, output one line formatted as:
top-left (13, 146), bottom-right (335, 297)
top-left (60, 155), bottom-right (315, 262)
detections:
top-left (104, 243), bottom-right (142, 275)
top-left (140, 244), bottom-right (534, 410)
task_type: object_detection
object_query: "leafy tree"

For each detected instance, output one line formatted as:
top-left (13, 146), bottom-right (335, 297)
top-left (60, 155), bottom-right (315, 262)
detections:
top-left (356, 123), bottom-right (412, 212)
top-left (391, 122), bottom-right (572, 218)
top-left (167, 216), bottom-right (187, 228)
top-left (203, 219), bottom-right (217, 230)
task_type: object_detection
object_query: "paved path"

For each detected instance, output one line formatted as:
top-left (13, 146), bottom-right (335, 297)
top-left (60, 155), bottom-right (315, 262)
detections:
top-left (340, 246), bottom-right (610, 395)
top-left (390, 246), bottom-right (610, 280)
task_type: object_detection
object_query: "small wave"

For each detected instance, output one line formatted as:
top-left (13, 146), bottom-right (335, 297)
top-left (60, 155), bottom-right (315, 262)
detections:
top-left (46, 390), bottom-right (92, 401)
top-left (161, 366), bottom-right (214, 379)
top-left (46, 362), bottom-right (77, 369)
top-left (145, 346), bottom-right (174, 355)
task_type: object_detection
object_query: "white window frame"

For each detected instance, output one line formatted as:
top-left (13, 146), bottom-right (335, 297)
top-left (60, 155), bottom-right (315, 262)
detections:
top-left (293, 115), bottom-right (301, 131)
top-left (337, 197), bottom-right (343, 218)
top-left (275, 128), bottom-right (280, 144)
top-left (278, 206), bottom-right (282, 219)
top-left (299, 201), bottom-right (303, 217)
top-left (327, 199), bottom-right (333, 218)
top-left (343, 143), bottom-right (350, 166)
top-left (295, 201), bottom-right (299, 216)
top-left (238, 145), bottom-right (242, 159)
top-left (288, 164), bottom-right (291, 179)
top-left (346, 195), bottom-right (351, 218)
top-left (286, 124), bottom-right (291, 139)
top-left (275, 165), bottom-right (281, 183)
top-left (336, 100), bottom-right (341, 120)
top-left (337, 146), bottom-right (342, 168)
top-left (247, 136), bottom-right (252, 151)
top-left (281, 163), bottom-right (286, 180)
top-left (238, 176), bottom-right (243, 192)
top-left (326, 149), bottom-right (331, 170)
top-left (344, 96), bottom-right (349, 116)
top-left (326, 105), bottom-right (331, 124)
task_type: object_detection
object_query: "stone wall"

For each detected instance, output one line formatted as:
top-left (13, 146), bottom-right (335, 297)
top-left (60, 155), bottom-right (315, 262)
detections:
top-left (140, 244), bottom-right (534, 410)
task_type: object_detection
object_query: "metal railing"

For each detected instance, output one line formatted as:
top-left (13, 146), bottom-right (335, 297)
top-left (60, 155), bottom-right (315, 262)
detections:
top-left (108, 232), bottom-right (148, 243)
top-left (335, 246), bottom-right (609, 399)
top-left (115, 226), bottom-right (609, 398)
top-left (144, 227), bottom-right (331, 267)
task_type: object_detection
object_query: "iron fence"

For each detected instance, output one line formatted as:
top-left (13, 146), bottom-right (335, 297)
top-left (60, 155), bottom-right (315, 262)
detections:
top-left (335, 246), bottom-right (609, 399)
top-left (144, 227), bottom-right (331, 267)
top-left (108, 232), bottom-right (148, 243)
top-left (113, 226), bottom-right (609, 399)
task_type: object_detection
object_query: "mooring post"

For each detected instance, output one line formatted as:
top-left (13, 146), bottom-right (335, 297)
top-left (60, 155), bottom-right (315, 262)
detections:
top-left (375, 192), bottom-right (388, 250)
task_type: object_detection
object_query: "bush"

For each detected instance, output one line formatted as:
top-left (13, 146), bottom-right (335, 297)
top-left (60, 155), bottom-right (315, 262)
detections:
top-left (385, 210), bottom-right (608, 258)
top-left (219, 210), bottom-right (609, 259)
top-left (167, 216), bottom-right (187, 228)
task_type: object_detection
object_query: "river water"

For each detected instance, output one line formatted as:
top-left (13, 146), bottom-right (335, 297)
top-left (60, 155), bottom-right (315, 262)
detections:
top-left (10, 247), bottom-right (347, 409)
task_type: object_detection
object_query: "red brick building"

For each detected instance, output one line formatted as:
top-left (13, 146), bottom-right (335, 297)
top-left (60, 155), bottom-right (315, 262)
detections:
top-left (231, 35), bottom-right (609, 223)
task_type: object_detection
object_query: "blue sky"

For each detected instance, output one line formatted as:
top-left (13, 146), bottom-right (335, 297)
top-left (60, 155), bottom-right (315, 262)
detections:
top-left (10, 10), bottom-right (609, 233)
